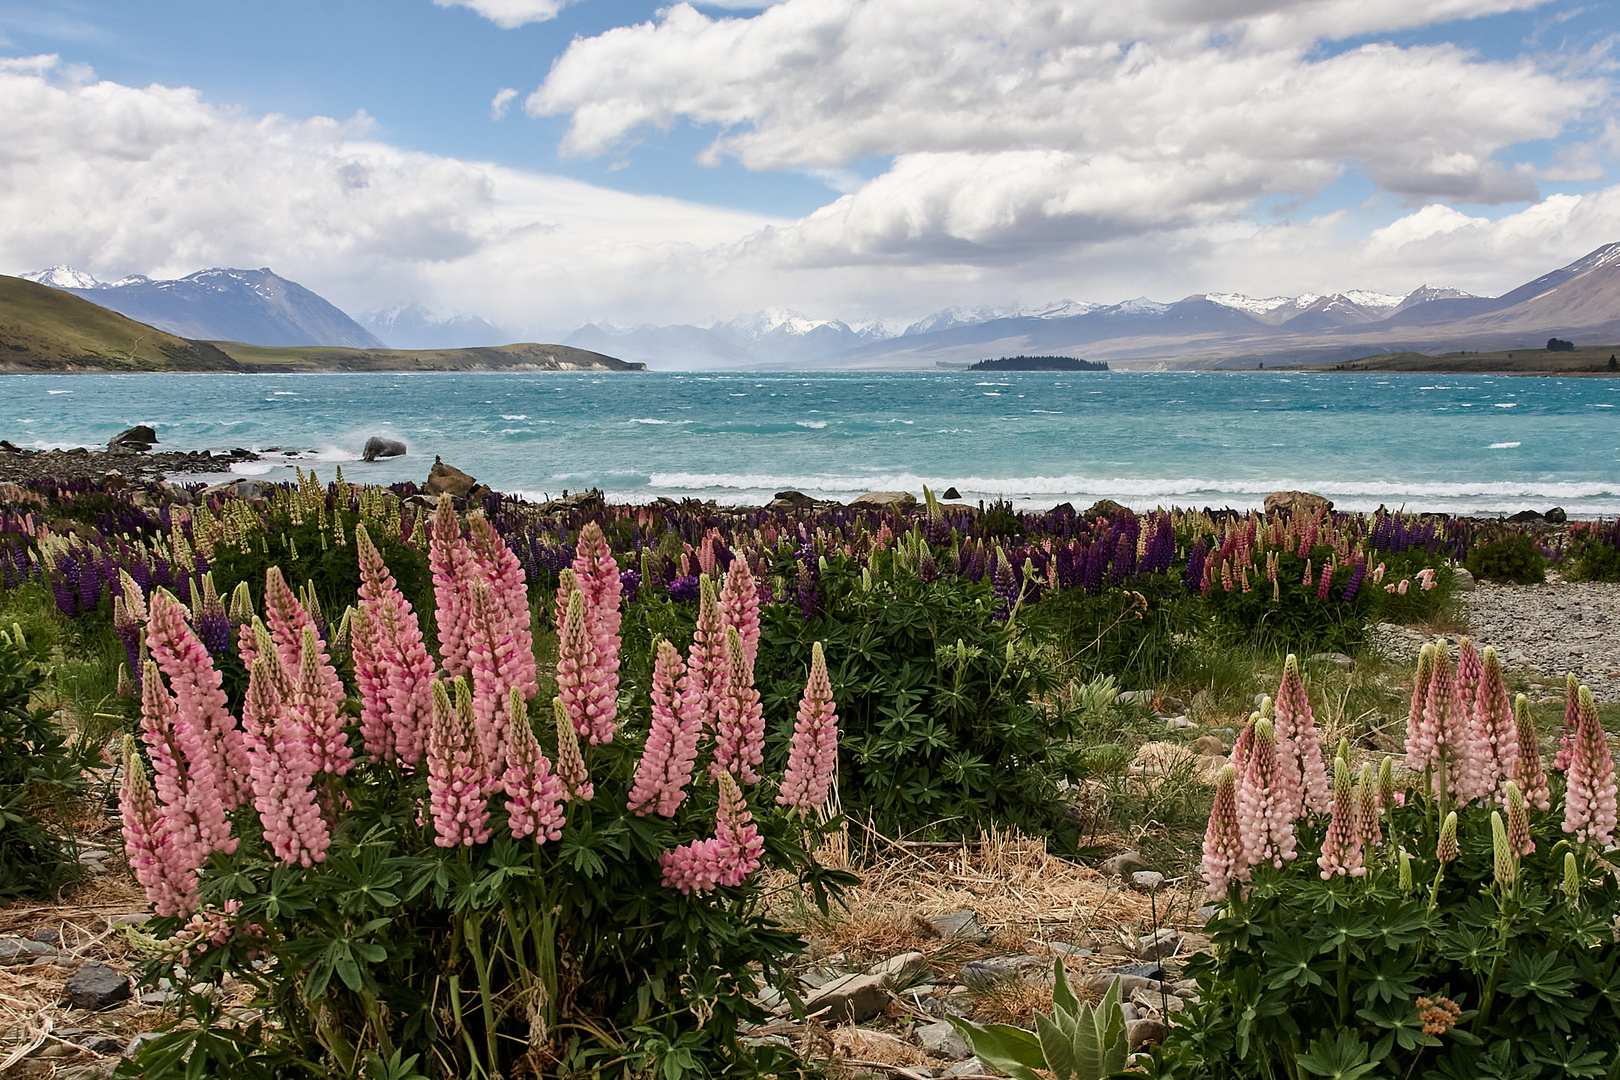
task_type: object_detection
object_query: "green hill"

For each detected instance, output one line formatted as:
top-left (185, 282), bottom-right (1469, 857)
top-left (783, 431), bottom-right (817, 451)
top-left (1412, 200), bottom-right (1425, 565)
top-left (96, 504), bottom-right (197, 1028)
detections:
top-left (1290, 344), bottom-right (1620, 375)
top-left (0, 275), bottom-right (241, 371)
top-left (210, 341), bottom-right (646, 372)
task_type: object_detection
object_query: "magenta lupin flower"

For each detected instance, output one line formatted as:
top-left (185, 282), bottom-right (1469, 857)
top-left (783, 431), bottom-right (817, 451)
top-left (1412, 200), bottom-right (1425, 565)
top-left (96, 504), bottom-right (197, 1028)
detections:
top-left (628, 639), bottom-right (703, 817)
top-left (552, 698), bottom-right (594, 803)
top-left (1405, 642), bottom-right (1438, 771)
top-left (572, 521), bottom-right (623, 718)
top-left (1512, 694), bottom-right (1551, 812)
top-left (718, 557), bottom-right (761, 679)
top-left (240, 656), bottom-right (329, 867)
top-left (1354, 763), bottom-right (1381, 849)
top-left (1472, 646), bottom-right (1518, 805)
top-left (146, 589), bottom-right (250, 811)
top-left (1273, 654), bottom-right (1329, 817)
top-left (468, 513), bottom-right (538, 694)
top-left (555, 586), bottom-right (616, 743)
top-left (294, 625), bottom-right (353, 778)
top-left (777, 641), bottom-right (840, 813)
top-left (262, 567), bottom-right (347, 730)
top-left (426, 679), bottom-right (493, 847)
top-left (685, 575), bottom-right (728, 727)
top-left (1237, 718), bottom-right (1297, 870)
top-left (1504, 780), bottom-right (1533, 857)
top-left (465, 580), bottom-right (522, 770)
top-left (1554, 673), bottom-right (1579, 771)
top-left (711, 626), bottom-right (765, 783)
top-left (135, 661), bottom-right (210, 915)
top-left (1317, 756), bottom-right (1365, 879)
top-left (429, 496), bottom-right (474, 678)
top-left (1202, 763), bottom-right (1243, 900)
top-left (120, 736), bottom-right (194, 918)
top-left (503, 689), bottom-right (566, 843)
top-left (1563, 684), bottom-right (1619, 848)
top-left (353, 524), bottom-right (436, 765)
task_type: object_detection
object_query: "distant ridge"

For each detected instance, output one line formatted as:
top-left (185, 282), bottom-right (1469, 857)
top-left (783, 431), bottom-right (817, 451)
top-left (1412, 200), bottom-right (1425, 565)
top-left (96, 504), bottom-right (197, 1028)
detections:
top-left (969, 355), bottom-right (1108, 371)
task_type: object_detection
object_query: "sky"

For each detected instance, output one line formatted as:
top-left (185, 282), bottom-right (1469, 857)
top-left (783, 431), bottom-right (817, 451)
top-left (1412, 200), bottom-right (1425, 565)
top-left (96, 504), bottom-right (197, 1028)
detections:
top-left (0, 0), bottom-right (1616, 334)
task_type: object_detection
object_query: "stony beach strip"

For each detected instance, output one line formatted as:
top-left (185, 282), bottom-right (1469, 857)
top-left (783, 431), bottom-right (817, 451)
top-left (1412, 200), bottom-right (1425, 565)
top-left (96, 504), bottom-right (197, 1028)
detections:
top-left (1461, 575), bottom-right (1620, 702)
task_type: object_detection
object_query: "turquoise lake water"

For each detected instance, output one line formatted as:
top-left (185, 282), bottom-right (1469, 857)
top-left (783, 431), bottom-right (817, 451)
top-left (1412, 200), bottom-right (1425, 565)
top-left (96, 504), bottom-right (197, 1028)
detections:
top-left (7, 370), bottom-right (1619, 516)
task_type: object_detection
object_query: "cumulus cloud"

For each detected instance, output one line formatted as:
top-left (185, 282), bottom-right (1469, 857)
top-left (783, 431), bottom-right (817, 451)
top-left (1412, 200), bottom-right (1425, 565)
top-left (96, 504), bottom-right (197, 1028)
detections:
top-left (432, 0), bottom-right (571, 29)
top-left (529, 0), bottom-right (1597, 265)
top-left (490, 87), bottom-right (518, 119)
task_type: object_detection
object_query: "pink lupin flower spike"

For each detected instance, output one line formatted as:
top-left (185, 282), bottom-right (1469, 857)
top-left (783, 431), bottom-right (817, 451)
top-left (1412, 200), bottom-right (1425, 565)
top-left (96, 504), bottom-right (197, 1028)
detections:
top-left (1354, 763), bottom-right (1381, 849)
top-left (1423, 640), bottom-right (1475, 803)
top-left (718, 557), bottom-right (761, 680)
top-left (468, 512), bottom-right (538, 693)
top-left (552, 698), bottom-right (595, 803)
top-left (241, 656), bottom-right (329, 867)
top-left (1512, 694), bottom-right (1551, 812)
top-left (426, 679), bottom-right (493, 847)
top-left (429, 496), bottom-right (474, 679)
top-left (659, 772), bottom-right (763, 894)
top-left (711, 626), bottom-right (764, 783)
top-left (555, 586), bottom-right (616, 743)
top-left (262, 567), bottom-right (346, 720)
top-left (1273, 654), bottom-right (1329, 817)
top-left (628, 639), bottom-right (702, 817)
top-left (295, 625), bottom-right (353, 778)
top-left (145, 589), bottom-right (251, 812)
top-left (1405, 643), bottom-right (1438, 772)
top-left (135, 660), bottom-right (209, 915)
top-left (1456, 637), bottom-right (1482, 717)
top-left (120, 736), bottom-right (193, 918)
top-left (1317, 756), bottom-right (1365, 879)
top-left (1563, 684), bottom-right (1619, 848)
top-left (352, 524), bottom-right (436, 765)
top-left (1504, 780), bottom-right (1533, 856)
top-left (1237, 718), bottom-right (1297, 870)
top-left (1202, 763), bottom-right (1243, 900)
top-left (1554, 673), bottom-right (1579, 771)
top-left (1472, 646), bottom-right (1518, 805)
top-left (685, 575), bottom-right (728, 728)
top-left (778, 641), bottom-right (839, 813)
top-left (503, 689), bottom-right (565, 843)
top-left (571, 522), bottom-right (623, 714)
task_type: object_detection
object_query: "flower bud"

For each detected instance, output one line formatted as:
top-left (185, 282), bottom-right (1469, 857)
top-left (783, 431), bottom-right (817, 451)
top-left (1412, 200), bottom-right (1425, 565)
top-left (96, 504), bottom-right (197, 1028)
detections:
top-left (1491, 811), bottom-right (1515, 886)
top-left (1437, 811), bottom-right (1459, 864)
top-left (1398, 848), bottom-right (1413, 892)
top-left (1563, 851), bottom-right (1582, 908)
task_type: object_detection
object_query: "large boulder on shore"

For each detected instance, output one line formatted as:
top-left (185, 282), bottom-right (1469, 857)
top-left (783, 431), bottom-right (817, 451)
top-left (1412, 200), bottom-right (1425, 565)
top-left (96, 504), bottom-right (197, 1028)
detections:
top-left (362, 436), bottom-right (406, 462)
top-left (426, 457), bottom-right (479, 499)
top-left (1264, 490), bottom-right (1333, 517)
top-left (108, 425), bottom-right (157, 453)
top-left (851, 491), bottom-right (917, 512)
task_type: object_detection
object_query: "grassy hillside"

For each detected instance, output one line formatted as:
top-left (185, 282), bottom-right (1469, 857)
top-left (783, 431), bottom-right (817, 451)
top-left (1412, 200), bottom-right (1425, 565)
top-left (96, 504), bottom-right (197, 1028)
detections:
top-left (211, 341), bottom-right (646, 372)
top-left (0, 275), bottom-right (240, 372)
top-left (1290, 343), bottom-right (1620, 375)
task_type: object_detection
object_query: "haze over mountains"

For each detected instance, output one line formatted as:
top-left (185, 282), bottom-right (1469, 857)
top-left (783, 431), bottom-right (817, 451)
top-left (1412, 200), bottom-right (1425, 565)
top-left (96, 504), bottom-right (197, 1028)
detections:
top-left (22, 242), bottom-right (1620, 369)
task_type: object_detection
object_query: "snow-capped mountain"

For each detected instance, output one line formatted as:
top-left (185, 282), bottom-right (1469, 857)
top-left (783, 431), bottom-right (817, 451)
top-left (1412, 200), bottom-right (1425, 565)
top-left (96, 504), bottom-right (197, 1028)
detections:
top-left (361, 302), bottom-right (510, 350)
top-left (24, 266), bottom-right (382, 349)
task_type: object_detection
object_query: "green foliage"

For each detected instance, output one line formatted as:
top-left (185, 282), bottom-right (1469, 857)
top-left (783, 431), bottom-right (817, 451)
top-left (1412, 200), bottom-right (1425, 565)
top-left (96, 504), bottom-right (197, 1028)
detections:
top-left (756, 550), bottom-right (1075, 844)
top-left (1465, 533), bottom-right (1548, 585)
top-left (949, 960), bottom-right (1129, 1080)
top-left (0, 623), bottom-right (84, 898)
top-left (1567, 522), bottom-right (1620, 583)
top-left (1146, 795), bottom-right (1620, 1079)
top-left (1040, 575), bottom-right (1198, 688)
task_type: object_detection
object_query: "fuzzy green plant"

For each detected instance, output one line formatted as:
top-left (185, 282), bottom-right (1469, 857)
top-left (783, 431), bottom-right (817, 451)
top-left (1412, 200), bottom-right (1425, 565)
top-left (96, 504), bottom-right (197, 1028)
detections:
top-left (948, 959), bottom-right (1129, 1080)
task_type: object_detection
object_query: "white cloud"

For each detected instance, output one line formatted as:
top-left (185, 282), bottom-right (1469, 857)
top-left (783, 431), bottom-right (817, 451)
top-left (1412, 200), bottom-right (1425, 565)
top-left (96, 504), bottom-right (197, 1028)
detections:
top-left (490, 87), bottom-right (518, 119)
top-left (432, 0), bottom-right (571, 29)
top-left (529, 0), bottom-right (1596, 265)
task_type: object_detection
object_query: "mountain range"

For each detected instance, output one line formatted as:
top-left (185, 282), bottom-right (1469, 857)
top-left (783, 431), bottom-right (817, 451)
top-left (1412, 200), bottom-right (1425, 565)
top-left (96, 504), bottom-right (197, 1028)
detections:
top-left (20, 241), bottom-right (1620, 368)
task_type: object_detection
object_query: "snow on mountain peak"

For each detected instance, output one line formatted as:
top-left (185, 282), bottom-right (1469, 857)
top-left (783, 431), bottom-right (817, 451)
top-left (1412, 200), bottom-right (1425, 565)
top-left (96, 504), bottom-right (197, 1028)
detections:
top-left (21, 265), bottom-right (103, 289)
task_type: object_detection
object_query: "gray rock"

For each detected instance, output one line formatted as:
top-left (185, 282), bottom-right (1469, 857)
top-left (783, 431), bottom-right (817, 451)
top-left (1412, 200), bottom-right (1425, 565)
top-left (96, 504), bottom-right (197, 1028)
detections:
top-left (769, 490), bottom-right (816, 510)
top-left (867, 951), bottom-right (929, 988)
top-left (1545, 507), bottom-right (1567, 524)
top-left (756, 986), bottom-right (790, 1015)
top-left (1098, 851), bottom-right (1149, 878)
top-left (850, 490), bottom-right (918, 511)
top-left (927, 909), bottom-right (986, 941)
top-left (65, 963), bottom-right (132, 1009)
top-left (1119, 1002), bottom-right (1140, 1024)
top-left (942, 1057), bottom-right (984, 1077)
top-left (1116, 690), bottom-right (1154, 707)
top-left (1080, 973), bottom-right (1158, 998)
top-left (1309, 652), bottom-right (1354, 670)
top-left (33, 927), bottom-right (61, 946)
top-left (1263, 490), bottom-right (1333, 517)
top-left (0, 937), bottom-right (57, 959)
top-left (1114, 963), bottom-right (1166, 981)
top-left (1131, 987), bottom-right (1186, 1015)
top-left (108, 426), bottom-right (157, 452)
top-left (362, 436), bottom-right (407, 462)
top-left (1194, 903), bottom-right (1222, 923)
top-left (1127, 1017), bottom-right (1169, 1051)
top-left (959, 955), bottom-right (1040, 987)
top-left (123, 1032), bottom-right (163, 1057)
top-left (916, 1020), bottom-right (973, 1059)
top-left (426, 457), bottom-right (481, 500)
top-left (1137, 929), bottom-right (1181, 958)
top-left (81, 1035), bottom-right (126, 1055)
top-left (1130, 871), bottom-right (1167, 893)
top-left (803, 972), bottom-right (890, 1023)
top-left (1452, 567), bottom-right (1476, 592)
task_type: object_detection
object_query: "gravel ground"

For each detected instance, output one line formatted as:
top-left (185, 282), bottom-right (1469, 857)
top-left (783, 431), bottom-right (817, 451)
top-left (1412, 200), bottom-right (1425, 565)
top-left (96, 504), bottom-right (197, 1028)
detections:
top-left (1460, 574), bottom-right (1620, 703)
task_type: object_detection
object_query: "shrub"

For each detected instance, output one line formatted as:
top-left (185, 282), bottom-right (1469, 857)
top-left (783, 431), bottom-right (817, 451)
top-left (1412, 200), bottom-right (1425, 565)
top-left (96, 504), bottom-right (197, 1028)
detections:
top-left (1465, 533), bottom-right (1548, 584)
top-left (0, 622), bottom-right (85, 898)
top-left (1567, 520), bottom-right (1620, 583)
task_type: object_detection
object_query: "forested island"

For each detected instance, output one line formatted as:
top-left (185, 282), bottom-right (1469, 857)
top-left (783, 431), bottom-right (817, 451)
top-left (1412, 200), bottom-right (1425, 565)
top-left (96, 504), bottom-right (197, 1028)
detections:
top-left (968, 355), bottom-right (1109, 371)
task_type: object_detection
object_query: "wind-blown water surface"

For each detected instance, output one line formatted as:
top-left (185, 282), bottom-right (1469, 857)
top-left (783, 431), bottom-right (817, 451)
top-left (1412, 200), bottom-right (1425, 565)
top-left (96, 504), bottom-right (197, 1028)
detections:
top-left (9, 370), bottom-right (1619, 516)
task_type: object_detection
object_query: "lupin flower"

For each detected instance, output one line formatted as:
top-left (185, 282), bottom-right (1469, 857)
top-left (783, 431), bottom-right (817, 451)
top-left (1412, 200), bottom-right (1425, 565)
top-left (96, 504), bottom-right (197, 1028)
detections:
top-left (429, 496), bottom-right (474, 678)
top-left (1471, 647), bottom-right (1517, 805)
top-left (1355, 763), bottom-right (1381, 849)
top-left (778, 641), bottom-right (840, 813)
top-left (426, 680), bottom-right (493, 847)
top-left (1273, 654), bottom-right (1330, 817)
top-left (293, 625), bottom-right (353, 778)
top-left (1512, 695), bottom-right (1551, 812)
top-left (1562, 684), bottom-right (1618, 848)
top-left (555, 586), bottom-right (616, 744)
top-left (553, 698), bottom-right (594, 803)
top-left (1456, 638), bottom-right (1482, 716)
top-left (1378, 755), bottom-right (1398, 809)
top-left (1405, 643), bottom-right (1437, 769)
top-left (1423, 641), bottom-right (1482, 805)
top-left (263, 567), bottom-right (345, 723)
top-left (1231, 714), bottom-right (1257, 774)
top-left (240, 656), bottom-right (329, 867)
top-left (1398, 848), bottom-right (1413, 892)
top-left (1437, 811), bottom-right (1459, 864)
top-left (1202, 764), bottom-right (1244, 900)
top-left (1563, 851), bottom-right (1582, 908)
top-left (1504, 780), bottom-right (1532, 857)
top-left (1318, 757), bottom-right (1365, 879)
top-left (468, 512), bottom-right (538, 695)
top-left (571, 521), bottom-right (623, 713)
top-left (628, 639), bottom-right (704, 817)
top-left (503, 689), bottom-right (566, 843)
top-left (1237, 718), bottom-right (1297, 870)
top-left (659, 771), bottom-right (764, 894)
top-left (146, 589), bottom-right (251, 812)
top-left (712, 626), bottom-right (765, 783)
top-left (1553, 673), bottom-right (1579, 771)
top-left (718, 556), bottom-right (761, 679)
top-left (685, 575), bottom-right (728, 725)
top-left (352, 524), bottom-right (436, 765)
top-left (1491, 812), bottom-right (1515, 887)
top-left (120, 736), bottom-right (194, 918)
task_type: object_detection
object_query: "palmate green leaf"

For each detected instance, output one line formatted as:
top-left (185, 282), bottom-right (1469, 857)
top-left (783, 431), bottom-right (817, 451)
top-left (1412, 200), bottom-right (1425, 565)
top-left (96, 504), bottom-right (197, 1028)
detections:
top-left (945, 1017), bottom-right (1046, 1080)
top-left (1294, 1029), bottom-right (1378, 1080)
top-left (1263, 933), bottom-right (1327, 991)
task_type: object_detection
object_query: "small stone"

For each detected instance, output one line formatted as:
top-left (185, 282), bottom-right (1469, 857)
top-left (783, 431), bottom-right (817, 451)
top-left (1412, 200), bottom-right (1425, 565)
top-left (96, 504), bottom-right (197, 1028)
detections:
top-left (1127, 1018), bottom-right (1169, 1051)
top-left (81, 1035), bottom-right (126, 1055)
top-left (1452, 567), bottom-right (1477, 592)
top-left (123, 1032), bottom-right (163, 1057)
top-left (1098, 851), bottom-right (1148, 877)
top-left (1081, 973), bottom-right (1158, 998)
top-left (1309, 652), bottom-right (1354, 670)
top-left (1192, 735), bottom-right (1226, 755)
top-left (803, 972), bottom-right (891, 1023)
top-left (1131, 987), bottom-right (1185, 1015)
top-left (868, 951), bottom-right (929, 988)
top-left (960, 955), bottom-right (1040, 987)
top-left (941, 987), bottom-right (975, 1018)
top-left (927, 909), bottom-right (985, 941)
top-left (1114, 962), bottom-right (1166, 981)
top-left (0, 937), bottom-right (57, 959)
top-left (1130, 871), bottom-right (1167, 893)
top-left (1137, 929), bottom-right (1182, 958)
top-left (1194, 903), bottom-right (1222, 923)
top-left (942, 1057), bottom-right (984, 1077)
top-left (106, 914), bottom-right (151, 928)
top-left (139, 989), bottom-right (180, 1006)
top-left (65, 963), bottom-right (132, 1010)
top-left (916, 1020), bottom-right (972, 1059)
top-left (33, 927), bottom-right (61, 947)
